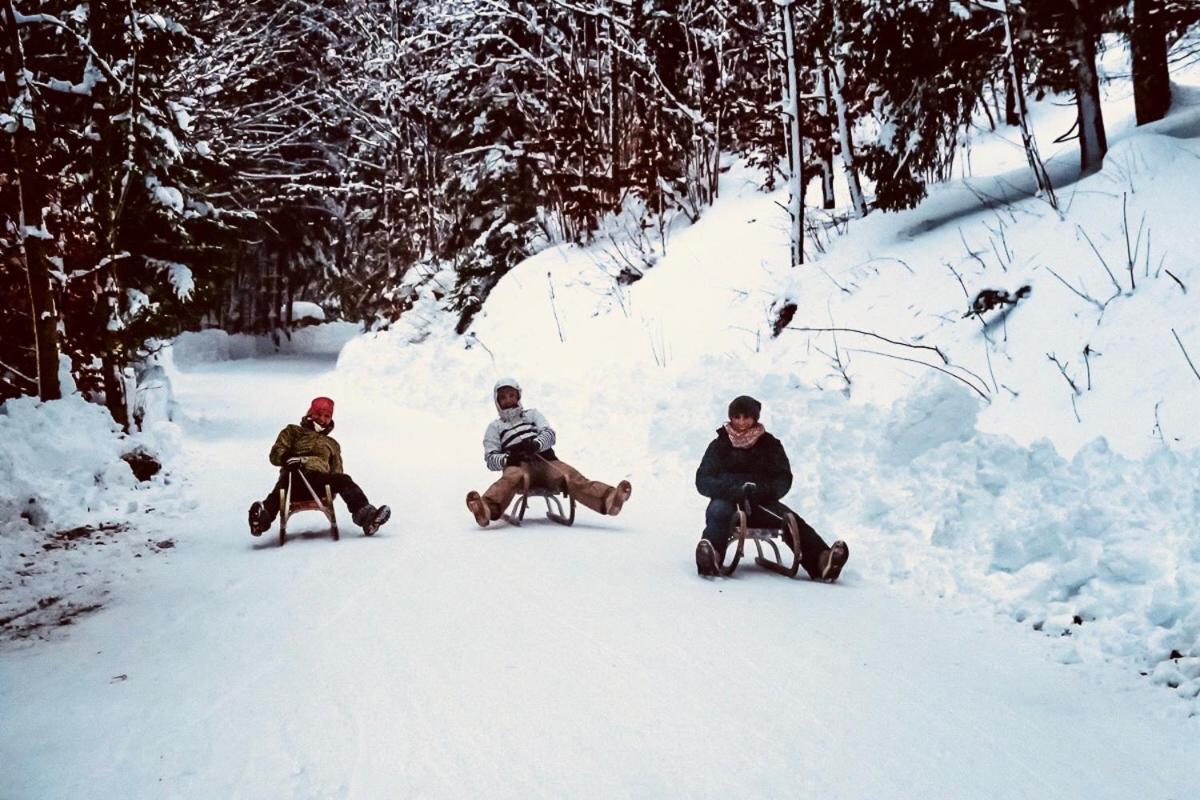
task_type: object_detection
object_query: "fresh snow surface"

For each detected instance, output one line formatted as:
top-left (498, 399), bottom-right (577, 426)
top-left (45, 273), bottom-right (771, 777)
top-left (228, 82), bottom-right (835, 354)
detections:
top-left (4, 54), bottom-right (1200, 800)
top-left (2, 350), bottom-right (1197, 799)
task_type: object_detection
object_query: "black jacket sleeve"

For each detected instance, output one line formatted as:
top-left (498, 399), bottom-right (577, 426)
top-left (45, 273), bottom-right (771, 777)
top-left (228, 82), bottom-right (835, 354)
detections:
top-left (696, 439), bottom-right (744, 501)
top-left (757, 436), bottom-right (793, 502)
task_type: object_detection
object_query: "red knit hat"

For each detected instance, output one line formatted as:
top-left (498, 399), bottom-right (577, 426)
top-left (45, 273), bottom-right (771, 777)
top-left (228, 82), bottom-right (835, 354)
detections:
top-left (308, 396), bottom-right (335, 417)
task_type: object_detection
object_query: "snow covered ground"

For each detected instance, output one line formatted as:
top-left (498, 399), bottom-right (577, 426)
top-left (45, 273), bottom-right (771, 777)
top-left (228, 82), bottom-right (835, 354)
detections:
top-left (2, 351), bottom-right (1198, 799)
top-left (3, 51), bottom-right (1200, 800)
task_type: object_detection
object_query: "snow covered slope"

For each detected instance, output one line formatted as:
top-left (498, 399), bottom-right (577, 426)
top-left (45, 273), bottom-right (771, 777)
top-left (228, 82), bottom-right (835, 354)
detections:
top-left (325, 67), bottom-right (1200, 709)
top-left (2, 353), bottom-right (1197, 800)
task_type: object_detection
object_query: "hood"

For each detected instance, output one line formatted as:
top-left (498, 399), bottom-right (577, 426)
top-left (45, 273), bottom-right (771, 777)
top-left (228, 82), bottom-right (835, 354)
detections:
top-left (493, 377), bottom-right (522, 413)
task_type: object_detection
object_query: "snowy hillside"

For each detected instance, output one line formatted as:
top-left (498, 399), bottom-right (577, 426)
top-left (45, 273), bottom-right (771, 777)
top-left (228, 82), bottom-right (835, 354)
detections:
top-left (329, 72), bottom-right (1200, 704)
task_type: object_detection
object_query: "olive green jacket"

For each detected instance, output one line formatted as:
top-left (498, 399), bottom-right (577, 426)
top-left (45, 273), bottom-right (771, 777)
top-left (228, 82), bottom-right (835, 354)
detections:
top-left (269, 423), bottom-right (344, 474)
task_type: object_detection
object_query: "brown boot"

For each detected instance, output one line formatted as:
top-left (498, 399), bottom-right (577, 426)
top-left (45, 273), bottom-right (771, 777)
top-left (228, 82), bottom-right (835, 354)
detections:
top-left (605, 480), bottom-right (632, 516)
top-left (465, 491), bottom-right (490, 528)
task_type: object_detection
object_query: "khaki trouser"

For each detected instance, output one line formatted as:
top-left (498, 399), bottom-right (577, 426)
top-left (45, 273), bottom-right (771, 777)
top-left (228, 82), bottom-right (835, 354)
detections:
top-left (481, 459), bottom-right (615, 519)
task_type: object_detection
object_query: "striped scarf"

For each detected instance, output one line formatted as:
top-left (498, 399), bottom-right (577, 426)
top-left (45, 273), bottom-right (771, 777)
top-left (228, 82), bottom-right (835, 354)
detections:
top-left (725, 422), bottom-right (766, 449)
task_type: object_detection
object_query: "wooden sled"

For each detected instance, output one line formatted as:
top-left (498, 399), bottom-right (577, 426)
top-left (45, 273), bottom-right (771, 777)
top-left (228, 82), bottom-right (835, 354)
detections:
top-left (502, 472), bottom-right (576, 527)
top-left (718, 499), bottom-right (802, 578)
top-left (278, 469), bottom-right (338, 546)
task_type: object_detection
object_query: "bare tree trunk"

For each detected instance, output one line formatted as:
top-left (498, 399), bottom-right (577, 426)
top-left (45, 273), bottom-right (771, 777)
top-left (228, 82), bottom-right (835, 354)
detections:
top-left (780, 0), bottom-right (805, 266)
top-left (237, 254), bottom-right (251, 333)
top-left (1068, 0), bottom-right (1107, 173)
top-left (2, 0), bottom-right (62, 400)
top-left (1004, 70), bottom-right (1019, 126)
top-left (1000, 0), bottom-right (1057, 207)
top-left (1131, 0), bottom-right (1171, 125)
top-left (270, 250), bottom-right (283, 346)
top-left (247, 250), bottom-right (261, 335)
top-left (817, 65), bottom-right (836, 210)
top-left (101, 276), bottom-right (129, 430)
top-left (607, 6), bottom-right (621, 204)
top-left (423, 119), bottom-right (437, 256)
top-left (284, 268), bottom-right (294, 339)
top-left (92, 0), bottom-right (138, 428)
top-left (829, 1), bottom-right (868, 218)
top-left (708, 12), bottom-right (724, 201)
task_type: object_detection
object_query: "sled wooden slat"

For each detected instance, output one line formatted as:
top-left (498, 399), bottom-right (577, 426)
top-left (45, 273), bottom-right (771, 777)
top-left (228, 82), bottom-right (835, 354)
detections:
top-left (278, 470), bottom-right (338, 546)
top-left (718, 506), bottom-right (802, 578)
top-left (503, 473), bottom-right (575, 527)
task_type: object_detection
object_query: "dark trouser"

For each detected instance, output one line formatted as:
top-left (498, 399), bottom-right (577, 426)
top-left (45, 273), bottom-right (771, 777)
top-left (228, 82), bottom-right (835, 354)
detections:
top-left (260, 469), bottom-right (369, 522)
top-left (703, 498), bottom-right (831, 580)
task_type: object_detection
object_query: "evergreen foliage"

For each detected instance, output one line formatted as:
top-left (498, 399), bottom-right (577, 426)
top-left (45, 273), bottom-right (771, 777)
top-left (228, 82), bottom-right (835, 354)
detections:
top-left (2, 0), bottom-right (1198, 411)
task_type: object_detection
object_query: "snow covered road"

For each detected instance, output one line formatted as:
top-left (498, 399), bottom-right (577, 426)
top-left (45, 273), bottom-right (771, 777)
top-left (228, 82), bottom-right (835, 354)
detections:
top-left (2, 354), bottom-right (1197, 799)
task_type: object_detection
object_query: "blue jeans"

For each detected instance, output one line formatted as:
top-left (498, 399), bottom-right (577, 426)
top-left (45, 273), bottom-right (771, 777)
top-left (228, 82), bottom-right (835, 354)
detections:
top-left (702, 498), bottom-right (831, 579)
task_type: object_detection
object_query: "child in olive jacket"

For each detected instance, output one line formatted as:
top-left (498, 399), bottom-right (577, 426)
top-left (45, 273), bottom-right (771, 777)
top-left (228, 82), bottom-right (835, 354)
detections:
top-left (247, 396), bottom-right (390, 536)
top-left (694, 395), bottom-right (848, 580)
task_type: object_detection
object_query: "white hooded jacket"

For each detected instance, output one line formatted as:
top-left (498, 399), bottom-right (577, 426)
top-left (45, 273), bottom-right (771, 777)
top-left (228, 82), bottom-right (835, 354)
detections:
top-left (482, 378), bottom-right (557, 471)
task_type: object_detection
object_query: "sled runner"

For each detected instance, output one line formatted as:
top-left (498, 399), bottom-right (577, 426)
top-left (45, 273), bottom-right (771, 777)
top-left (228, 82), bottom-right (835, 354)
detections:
top-left (503, 472), bottom-right (576, 527)
top-left (718, 495), bottom-right (802, 578)
top-left (278, 468), bottom-right (338, 546)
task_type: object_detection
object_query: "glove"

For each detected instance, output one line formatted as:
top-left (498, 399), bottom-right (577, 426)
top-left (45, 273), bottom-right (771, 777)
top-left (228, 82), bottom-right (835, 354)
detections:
top-left (285, 457), bottom-right (305, 470)
top-left (741, 482), bottom-right (758, 502)
top-left (508, 439), bottom-right (539, 457)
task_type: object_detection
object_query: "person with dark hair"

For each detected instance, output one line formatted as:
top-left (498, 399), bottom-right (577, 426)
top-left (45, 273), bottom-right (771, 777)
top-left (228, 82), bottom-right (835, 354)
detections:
top-left (465, 378), bottom-right (632, 527)
top-left (247, 396), bottom-right (390, 536)
top-left (694, 395), bottom-right (848, 580)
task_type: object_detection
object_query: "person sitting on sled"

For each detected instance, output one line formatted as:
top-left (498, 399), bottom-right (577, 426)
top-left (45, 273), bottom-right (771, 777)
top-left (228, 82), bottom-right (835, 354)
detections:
top-left (247, 396), bottom-right (391, 536)
top-left (465, 378), bottom-right (632, 527)
top-left (693, 395), bottom-right (848, 580)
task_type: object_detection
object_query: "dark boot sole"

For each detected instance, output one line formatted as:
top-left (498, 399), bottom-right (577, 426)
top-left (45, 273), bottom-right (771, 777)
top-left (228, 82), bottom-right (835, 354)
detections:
top-left (466, 492), bottom-right (490, 528)
top-left (695, 541), bottom-right (719, 577)
top-left (248, 502), bottom-right (265, 537)
top-left (606, 481), bottom-right (632, 516)
top-left (821, 541), bottom-right (850, 582)
top-left (363, 505), bottom-right (391, 536)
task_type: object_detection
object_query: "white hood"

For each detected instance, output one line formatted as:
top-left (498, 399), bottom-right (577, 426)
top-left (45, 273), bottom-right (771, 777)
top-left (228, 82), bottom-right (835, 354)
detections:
top-left (493, 377), bottom-right (522, 414)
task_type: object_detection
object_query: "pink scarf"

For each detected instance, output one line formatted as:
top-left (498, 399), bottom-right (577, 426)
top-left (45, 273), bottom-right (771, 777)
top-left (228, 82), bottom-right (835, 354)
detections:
top-left (724, 422), bottom-right (766, 449)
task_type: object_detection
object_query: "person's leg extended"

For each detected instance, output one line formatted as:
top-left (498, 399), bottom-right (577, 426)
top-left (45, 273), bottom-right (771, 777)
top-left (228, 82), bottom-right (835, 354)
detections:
top-left (324, 472), bottom-right (369, 517)
top-left (551, 460), bottom-right (609, 513)
top-left (479, 466), bottom-right (529, 520)
top-left (754, 500), bottom-right (831, 579)
top-left (552, 460), bottom-right (629, 515)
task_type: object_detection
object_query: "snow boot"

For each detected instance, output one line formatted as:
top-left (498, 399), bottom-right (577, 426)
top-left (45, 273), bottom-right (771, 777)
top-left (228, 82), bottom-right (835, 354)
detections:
top-left (819, 540), bottom-right (849, 582)
top-left (355, 504), bottom-right (390, 536)
top-left (465, 491), bottom-right (490, 528)
top-left (695, 539), bottom-right (719, 577)
top-left (605, 480), bottom-right (632, 516)
top-left (248, 501), bottom-right (266, 536)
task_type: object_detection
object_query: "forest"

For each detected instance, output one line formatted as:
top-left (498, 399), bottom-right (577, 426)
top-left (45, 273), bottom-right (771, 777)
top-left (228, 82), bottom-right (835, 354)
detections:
top-left (2, 0), bottom-right (1198, 426)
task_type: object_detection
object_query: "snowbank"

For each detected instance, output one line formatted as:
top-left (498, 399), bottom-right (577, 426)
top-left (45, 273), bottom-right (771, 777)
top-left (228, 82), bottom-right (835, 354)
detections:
top-left (170, 321), bottom-right (361, 368)
top-left (0, 394), bottom-right (181, 638)
top-left (638, 362), bottom-right (1200, 703)
top-left (286, 301), bottom-right (326, 323)
top-left (330, 95), bottom-right (1200, 708)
